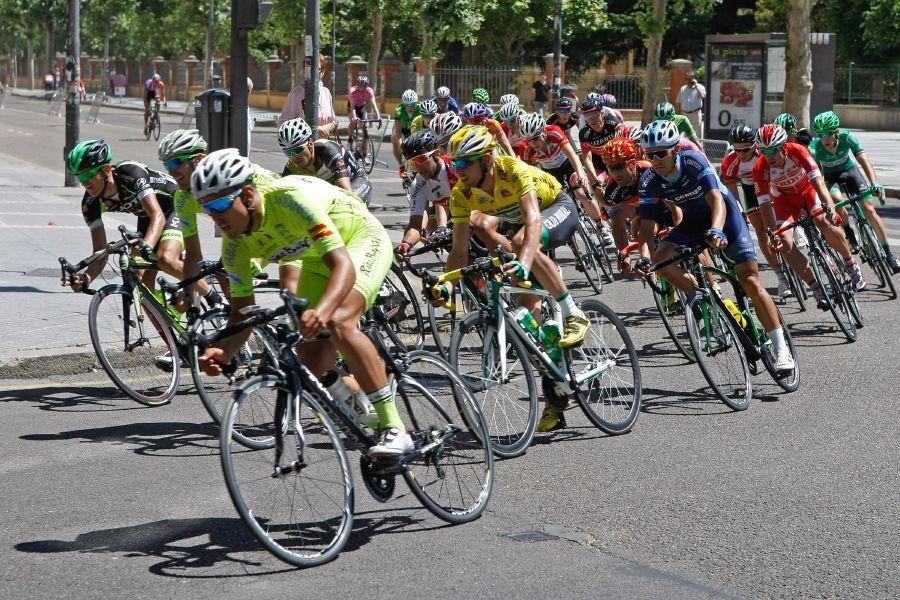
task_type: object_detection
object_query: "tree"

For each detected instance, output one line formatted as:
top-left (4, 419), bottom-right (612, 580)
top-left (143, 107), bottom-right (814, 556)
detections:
top-left (783, 0), bottom-right (816, 127)
top-left (638, 0), bottom-right (668, 124)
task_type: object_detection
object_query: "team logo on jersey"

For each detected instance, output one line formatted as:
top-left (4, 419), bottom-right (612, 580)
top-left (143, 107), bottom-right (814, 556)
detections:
top-left (308, 223), bottom-right (333, 241)
top-left (500, 189), bottom-right (512, 198)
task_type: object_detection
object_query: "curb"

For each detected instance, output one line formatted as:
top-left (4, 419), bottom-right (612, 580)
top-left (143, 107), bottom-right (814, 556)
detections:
top-left (0, 351), bottom-right (102, 380)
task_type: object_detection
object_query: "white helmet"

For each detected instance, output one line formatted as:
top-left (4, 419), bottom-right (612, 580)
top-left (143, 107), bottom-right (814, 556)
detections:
top-left (436, 86), bottom-right (451, 99)
top-left (498, 102), bottom-right (521, 123)
top-left (191, 148), bottom-right (253, 198)
top-left (430, 111), bottom-right (463, 142)
top-left (401, 89), bottom-right (418, 105)
top-left (585, 91), bottom-right (602, 101)
top-left (641, 119), bottom-right (681, 150)
top-left (277, 117), bottom-right (313, 149)
top-left (419, 99), bottom-right (439, 115)
top-left (519, 112), bottom-right (547, 140)
top-left (158, 128), bottom-right (207, 162)
top-left (499, 93), bottom-right (519, 106)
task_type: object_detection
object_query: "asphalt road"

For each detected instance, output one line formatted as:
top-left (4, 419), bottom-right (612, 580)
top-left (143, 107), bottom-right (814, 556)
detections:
top-left (1, 94), bottom-right (900, 598)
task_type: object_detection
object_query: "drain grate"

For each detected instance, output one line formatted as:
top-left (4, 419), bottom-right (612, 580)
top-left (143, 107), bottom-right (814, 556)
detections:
top-left (504, 530), bottom-right (561, 543)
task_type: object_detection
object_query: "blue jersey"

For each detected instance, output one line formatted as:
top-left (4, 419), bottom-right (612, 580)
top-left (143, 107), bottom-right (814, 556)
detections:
top-left (435, 96), bottom-right (460, 114)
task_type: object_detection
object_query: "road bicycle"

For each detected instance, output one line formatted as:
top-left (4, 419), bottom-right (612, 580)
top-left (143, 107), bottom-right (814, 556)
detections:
top-left (145, 100), bottom-right (162, 141)
top-left (368, 262), bottom-right (426, 354)
top-left (348, 117), bottom-right (382, 174)
top-left (834, 188), bottom-right (896, 300)
top-left (200, 290), bottom-right (493, 567)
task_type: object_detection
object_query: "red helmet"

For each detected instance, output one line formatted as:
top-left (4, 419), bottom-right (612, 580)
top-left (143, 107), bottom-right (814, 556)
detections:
top-left (755, 123), bottom-right (788, 149)
top-left (600, 137), bottom-right (639, 166)
top-left (615, 124), bottom-right (642, 142)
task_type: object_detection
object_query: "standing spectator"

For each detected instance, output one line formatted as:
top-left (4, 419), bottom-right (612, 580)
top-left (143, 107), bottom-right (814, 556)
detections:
top-left (277, 55), bottom-right (336, 139)
top-left (532, 72), bottom-right (550, 116)
top-left (54, 67), bottom-right (61, 90)
top-left (676, 71), bottom-right (706, 139)
top-left (43, 72), bottom-right (54, 93)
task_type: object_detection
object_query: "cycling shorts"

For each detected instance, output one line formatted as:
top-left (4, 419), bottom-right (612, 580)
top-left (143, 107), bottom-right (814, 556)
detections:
top-left (296, 218), bottom-right (392, 310)
top-left (145, 89), bottom-right (157, 104)
top-left (825, 166), bottom-right (873, 201)
top-left (771, 185), bottom-right (821, 224)
top-left (539, 191), bottom-right (579, 251)
top-left (353, 106), bottom-right (368, 120)
top-left (665, 206), bottom-right (757, 266)
top-left (350, 175), bottom-right (373, 206)
top-left (138, 211), bottom-right (183, 248)
top-left (740, 183), bottom-right (759, 214)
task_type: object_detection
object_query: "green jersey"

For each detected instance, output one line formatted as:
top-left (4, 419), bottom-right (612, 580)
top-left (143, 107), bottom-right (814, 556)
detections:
top-left (671, 114), bottom-right (698, 142)
top-left (808, 130), bottom-right (863, 174)
top-left (175, 164), bottom-right (277, 237)
top-left (394, 104), bottom-right (420, 132)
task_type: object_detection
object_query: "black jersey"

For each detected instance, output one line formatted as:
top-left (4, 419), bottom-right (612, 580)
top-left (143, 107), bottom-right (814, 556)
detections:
top-left (81, 161), bottom-right (176, 229)
top-left (282, 139), bottom-right (366, 184)
top-left (579, 115), bottom-right (622, 171)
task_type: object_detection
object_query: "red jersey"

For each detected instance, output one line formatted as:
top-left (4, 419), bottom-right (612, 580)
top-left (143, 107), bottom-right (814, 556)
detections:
top-left (752, 142), bottom-right (821, 203)
top-left (521, 125), bottom-right (570, 170)
top-left (721, 150), bottom-right (759, 187)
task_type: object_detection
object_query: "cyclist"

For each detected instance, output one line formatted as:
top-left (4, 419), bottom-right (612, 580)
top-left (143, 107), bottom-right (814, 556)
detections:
top-left (438, 125), bottom-right (591, 431)
top-left (499, 93), bottom-right (520, 107)
top-left (391, 89), bottom-right (421, 176)
top-left (65, 139), bottom-right (183, 293)
top-left (546, 96), bottom-right (580, 147)
top-left (434, 86), bottom-right (460, 114)
top-left (143, 73), bottom-right (166, 137)
top-left (600, 93), bottom-right (624, 122)
top-left (346, 75), bottom-right (381, 156)
top-left (193, 149), bottom-right (410, 456)
top-left (394, 129), bottom-right (456, 257)
top-left (753, 124), bottom-right (866, 308)
top-left (498, 102), bottom-right (528, 157)
top-left (809, 110), bottom-right (900, 273)
top-left (430, 111), bottom-right (464, 149)
top-left (409, 99), bottom-right (439, 134)
top-left (774, 113), bottom-right (813, 147)
top-left (278, 117), bottom-right (372, 206)
top-left (720, 125), bottom-right (793, 299)
top-left (472, 87), bottom-right (490, 105)
top-left (461, 102), bottom-right (516, 156)
top-left (654, 101), bottom-right (701, 148)
top-left (636, 120), bottom-right (795, 375)
top-left (578, 97), bottom-right (622, 244)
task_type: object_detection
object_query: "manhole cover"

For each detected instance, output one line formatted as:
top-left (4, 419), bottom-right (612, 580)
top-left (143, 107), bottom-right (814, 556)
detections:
top-left (504, 531), bottom-right (560, 543)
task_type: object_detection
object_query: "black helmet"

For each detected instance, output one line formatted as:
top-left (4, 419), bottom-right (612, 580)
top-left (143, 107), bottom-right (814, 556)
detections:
top-left (556, 97), bottom-right (574, 111)
top-left (580, 96), bottom-right (605, 113)
top-left (401, 129), bottom-right (439, 160)
top-left (728, 125), bottom-right (756, 145)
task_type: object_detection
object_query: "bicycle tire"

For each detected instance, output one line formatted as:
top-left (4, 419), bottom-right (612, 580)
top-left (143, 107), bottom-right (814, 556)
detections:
top-left (449, 311), bottom-right (538, 458)
top-left (220, 376), bottom-right (353, 567)
top-left (811, 247), bottom-right (857, 342)
top-left (859, 221), bottom-right (896, 299)
top-left (426, 291), bottom-right (456, 361)
top-left (567, 298), bottom-right (642, 434)
top-left (372, 263), bottom-right (426, 353)
top-left (88, 285), bottom-right (180, 406)
top-left (651, 279), bottom-right (695, 362)
top-left (363, 128), bottom-right (375, 174)
top-left (759, 313), bottom-right (800, 392)
top-left (684, 293), bottom-right (752, 410)
top-left (783, 258), bottom-right (807, 312)
top-left (568, 224), bottom-right (604, 294)
top-left (395, 350), bottom-right (494, 523)
top-left (151, 115), bottom-right (161, 140)
top-left (580, 216), bottom-right (615, 283)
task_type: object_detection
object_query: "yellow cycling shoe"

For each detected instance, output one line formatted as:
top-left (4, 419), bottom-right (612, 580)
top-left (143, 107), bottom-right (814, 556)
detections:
top-left (537, 405), bottom-right (567, 432)
top-left (560, 312), bottom-right (590, 348)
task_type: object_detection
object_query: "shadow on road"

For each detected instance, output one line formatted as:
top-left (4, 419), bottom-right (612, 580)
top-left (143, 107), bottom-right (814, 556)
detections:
top-left (20, 420), bottom-right (220, 457)
top-left (0, 384), bottom-right (142, 412)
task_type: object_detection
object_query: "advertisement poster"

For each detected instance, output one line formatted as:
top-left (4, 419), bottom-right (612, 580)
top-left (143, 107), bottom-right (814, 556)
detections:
top-left (707, 44), bottom-right (764, 132)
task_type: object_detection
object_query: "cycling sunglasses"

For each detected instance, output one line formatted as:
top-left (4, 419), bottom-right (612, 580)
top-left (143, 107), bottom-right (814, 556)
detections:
top-left (733, 146), bottom-right (755, 154)
top-left (645, 149), bottom-right (672, 160)
top-left (760, 145), bottom-right (783, 156)
top-left (163, 155), bottom-right (197, 171)
top-left (451, 153), bottom-right (485, 169)
top-left (557, 108), bottom-right (572, 115)
top-left (282, 146), bottom-right (306, 158)
top-left (819, 130), bottom-right (837, 139)
top-left (408, 150), bottom-right (436, 166)
top-left (201, 189), bottom-right (242, 215)
top-left (76, 167), bottom-right (103, 184)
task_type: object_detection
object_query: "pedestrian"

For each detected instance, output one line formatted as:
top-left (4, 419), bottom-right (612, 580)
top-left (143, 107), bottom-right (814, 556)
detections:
top-left (676, 71), bottom-right (706, 139)
top-left (54, 67), bottom-right (61, 90)
top-left (277, 55), bottom-right (337, 139)
top-left (532, 72), bottom-right (550, 116)
top-left (43, 71), bottom-right (54, 93)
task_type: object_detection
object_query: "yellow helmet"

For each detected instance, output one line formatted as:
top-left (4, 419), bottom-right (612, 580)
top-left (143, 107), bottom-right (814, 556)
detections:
top-left (448, 125), bottom-right (495, 159)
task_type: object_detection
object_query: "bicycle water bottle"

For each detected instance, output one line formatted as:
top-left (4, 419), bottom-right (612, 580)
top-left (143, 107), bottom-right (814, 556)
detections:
top-left (722, 299), bottom-right (747, 329)
top-left (322, 371), bottom-right (379, 427)
top-left (540, 320), bottom-right (563, 362)
top-left (513, 306), bottom-right (540, 340)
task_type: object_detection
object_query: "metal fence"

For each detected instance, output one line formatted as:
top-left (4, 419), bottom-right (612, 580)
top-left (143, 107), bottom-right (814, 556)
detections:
top-left (572, 74), bottom-right (645, 109)
top-left (435, 65), bottom-right (520, 104)
top-left (834, 65), bottom-right (900, 107)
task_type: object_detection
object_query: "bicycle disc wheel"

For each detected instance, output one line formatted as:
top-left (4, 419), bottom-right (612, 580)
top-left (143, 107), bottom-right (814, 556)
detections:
top-left (684, 294), bottom-right (752, 410)
top-left (811, 248), bottom-right (857, 342)
top-left (651, 279), bottom-right (695, 362)
top-left (860, 222), bottom-right (896, 299)
top-left (88, 285), bottom-right (180, 406)
top-left (220, 377), bottom-right (353, 567)
top-left (568, 225), bottom-right (603, 294)
top-left (567, 298), bottom-right (642, 434)
top-left (372, 263), bottom-right (425, 353)
top-left (395, 351), bottom-right (493, 523)
top-left (191, 309), bottom-right (280, 449)
top-left (760, 315), bottom-right (800, 393)
top-left (449, 311), bottom-right (538, 458)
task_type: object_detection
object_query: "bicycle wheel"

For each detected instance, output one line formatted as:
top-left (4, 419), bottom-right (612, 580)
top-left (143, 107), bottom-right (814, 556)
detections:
top-left (567, 298), bottom-right (641, 434)
top-left (88, 284), bottom-right (180, 406)
top-left (684, 293), bottom-right (752, 410)
top-left (372, 263), bottom-right (425, 353)
top-left (363, 128), bottom-right (375, 174)
top-left (151, 114), bottom-right (161, 140)
top-left (782, 258), bottom-right (806, 312)
top-left (568, 224), bottom-right (604, 294)
top-left (580, 216), bottom-right (615, 283)
top-left (651, 278), bottom-right (695, 362)
top-left (810, 247), bottom-right (857, 342)
top-left (759, 314), bottom-right (800, 392)
top-left (449, 311), bottom-right (538, 458)
top-left (191, 309), bottom-right (280, 449)
top-left (859, 221), bottom-right (896, 299)
top-left (426, 293), bottom-right (456, 360)
top-left (220, 376), bottom-right (353, 567)
top-left (395, 351), bottom-right (493, 523)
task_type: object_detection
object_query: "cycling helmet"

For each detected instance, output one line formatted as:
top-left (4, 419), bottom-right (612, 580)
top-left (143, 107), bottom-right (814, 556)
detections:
top-left (556, 96), bottom-right (574, 111)
top-left (401, 129), bottom-right (439, 161)
top-left (430, 111), bottom-right (463, 141)
top-left (448, 125), bottom-right (495, 159)
top-left (773, 112), bottom-right (797, 133)
top-left (615, 124), bottom-right (642, 142)
top-left (461, 102), bottom-right (492, 121)
top-left (585, 91), bottom-right (602, 101)
top-left (641, 119), bottom-right (680, 149)
top-left (600, 137), bottom-right (640, 166)
top-left (68, 139), bottom-right (112, 176)
top-left (519, 112), bottom-right (547, 140)
top-left (600, 93), bottom-right (617, 108)
top-left (191, 148), bottom-right (253, 198)
top-left (436, 86), bottom-right (451, 99)
top-left (277, 117), bottom-right (313, 149)
top-left (812, 110), bottom-right (840, 134)
top-left (419, 98), bottom-right (439, 116)
top-left (357, 75), bottom-right (369, 87)
top-left (581, 96), bottom-right (605, 114)
top-left (499, 93), bottom-right (519, 106)
top-left (498, 102), bottom-right (521, 123)
top-left (728, 125), bottom-right (756, 145)
top-left (754, 123), bottom-right (788, 149)
top-left (654, 101), bottom-right (676, 120)
top-left (472, 87), bottom-right (490, 104)
top-left (158, 128), bottom-right (207, 162)
top-left (152, 73), bottom-right (161, 81)
top-left (401, 89), bottom-right (418, 105)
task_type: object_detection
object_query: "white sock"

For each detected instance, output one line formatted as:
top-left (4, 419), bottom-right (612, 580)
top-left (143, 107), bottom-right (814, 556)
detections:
top-left (767, 327), bottom-right (787, 354)
top-left (557, 292), bottom-right (579, 319)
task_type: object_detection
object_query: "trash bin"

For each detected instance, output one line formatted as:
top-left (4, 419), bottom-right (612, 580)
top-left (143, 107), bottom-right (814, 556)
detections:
top-left (195, 88), bottom-right (230, 152)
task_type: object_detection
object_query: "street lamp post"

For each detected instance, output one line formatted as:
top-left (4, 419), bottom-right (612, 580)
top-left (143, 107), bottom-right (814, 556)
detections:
top-left (104, 16), bottom-right (117, 95)
top-left (205, 0), bottom-right (215, 88)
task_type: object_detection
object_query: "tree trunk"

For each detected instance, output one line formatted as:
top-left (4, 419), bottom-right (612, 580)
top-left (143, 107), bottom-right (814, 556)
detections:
top-left (783, 0), bottom-right (816, 128)
top-left (46, 18), bottom-right (55, 70)
top-left (640, 0), bottom-right (668, 125)
top-left (368, 7), bottom-right (383, 97)
top-left (423, 27), bottom-right (433, 98)
top-left (26, 37), bottom-right (34, 90)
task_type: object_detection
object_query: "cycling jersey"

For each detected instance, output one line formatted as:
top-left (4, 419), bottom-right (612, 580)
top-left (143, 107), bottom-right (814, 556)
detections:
top-left (720, 150), bottom-right (759, 187)
top-left (394, 104), bottom-right (420, 135)
top-left (522, 125), bottom-right (570, 171)
top-left (678, 138), bottom-right (701, 153)
top-left (604, 161), bottom-right (652, 212)
top-left (348, 85), bottom-right (375, 109)
top-left (175, 165), bottom-right (277, 238)
top-left (501, 122), bottom-right (527, 157)
top-left (282, 140), bottom-right (371, 204)
top-left (579, 114), bottom-right (623, 170)
top-left (81, 161), bottom-right (177, 229)
top-left (808, 130), bottom-right (864, 175)
top-left (450, 155), bottom-right (561, 224)
top-left (793, 128), bottom-right (813, 147)
top-left (222, 175), bottom-right (391, 307)
top-left (409, 114), bottom-right (433, 134)
top-left (671, 114), bottom-right (697, 141)
top-left (752, 142), bottom-right (821, 204)
top-left (144, 79), bottom-right (165, 102)
top-left (410, 155), bottom-right (458, 217)
top-left (547, 113), bottom-right (581, 148)
top-left (434, 96), bottom-right (460, 114)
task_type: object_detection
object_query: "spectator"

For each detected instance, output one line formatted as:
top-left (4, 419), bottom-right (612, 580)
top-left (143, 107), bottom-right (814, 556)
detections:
top-left (43, 72), bottom-right (54, 93)
top-left (277, 55), bottom-right (337, 139)
top-left (78, 78), bottom-right (87, 102)
top-left (54, 67), bottom-right (61, 90)
top-left (532, 72), bottom-right (550, 116)
top-left (676, 71), bottom-right (706, 138)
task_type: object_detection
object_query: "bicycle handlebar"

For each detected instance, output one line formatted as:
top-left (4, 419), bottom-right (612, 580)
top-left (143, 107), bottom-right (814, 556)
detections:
top-left (158, 259), bottom-right (224, 295)
top-left (190, 290), bottom-right (310, 346)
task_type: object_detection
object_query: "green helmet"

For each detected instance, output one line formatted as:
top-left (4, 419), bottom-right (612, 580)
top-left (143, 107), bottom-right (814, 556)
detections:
top-left (472, 87), bottom-right (490, 104)
top-left (773, 112), bottom-right (798, 134)
top-left (67, 139), bottom-right (112, 176)
top-left (813, 110), bottom-right (840, 134)
top-left (654, 101), bottom-right (676, 120)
